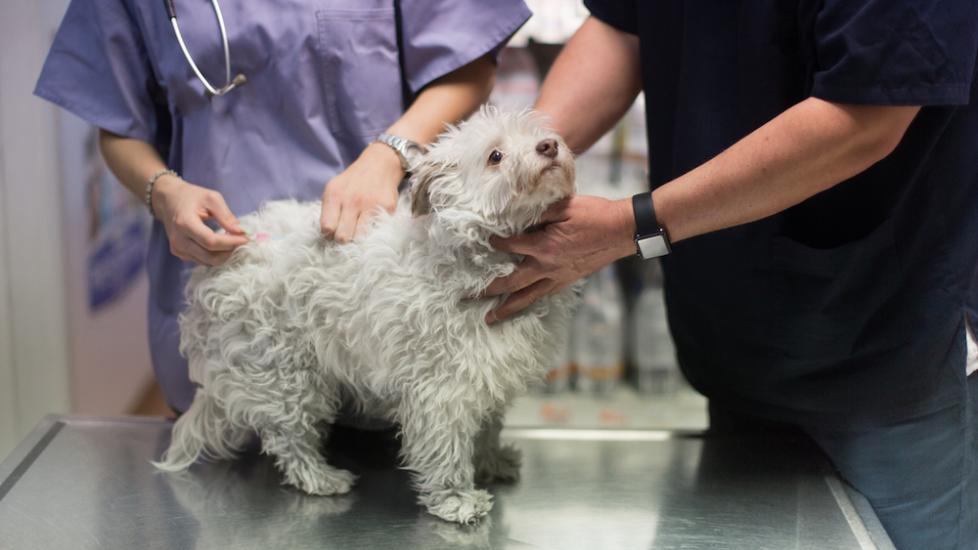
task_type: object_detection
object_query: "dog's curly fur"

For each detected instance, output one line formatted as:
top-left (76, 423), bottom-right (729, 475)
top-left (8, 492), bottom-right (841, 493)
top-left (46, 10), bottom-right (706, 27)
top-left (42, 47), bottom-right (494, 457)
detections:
top-left (154, 108), bottom-right (578, 524)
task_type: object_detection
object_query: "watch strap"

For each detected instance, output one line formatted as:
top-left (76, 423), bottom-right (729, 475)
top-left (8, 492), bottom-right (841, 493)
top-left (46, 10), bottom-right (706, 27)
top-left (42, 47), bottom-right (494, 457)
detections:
top-left (632, 192), bottom-right (659, 238)
top-left (632, 192), bottom-right (672, 259)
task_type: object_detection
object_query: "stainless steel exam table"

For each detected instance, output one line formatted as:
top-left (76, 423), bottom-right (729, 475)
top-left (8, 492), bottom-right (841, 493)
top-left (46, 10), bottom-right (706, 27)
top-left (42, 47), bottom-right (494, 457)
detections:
top-left (0, 415), bottom-right (894, 549)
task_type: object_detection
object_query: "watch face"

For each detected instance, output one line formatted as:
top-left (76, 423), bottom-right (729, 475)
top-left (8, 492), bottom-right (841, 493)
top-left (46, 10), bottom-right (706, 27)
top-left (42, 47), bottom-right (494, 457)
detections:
top-left (637, 234), bottom-right (670, 259)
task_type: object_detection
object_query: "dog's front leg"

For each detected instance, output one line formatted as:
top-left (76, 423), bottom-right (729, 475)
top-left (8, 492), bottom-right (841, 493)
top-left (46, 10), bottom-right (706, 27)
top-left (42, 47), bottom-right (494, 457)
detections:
top-left (473, 411), bottom-right (522, 485)
top-left (398, 398), bottom-right (492, 524)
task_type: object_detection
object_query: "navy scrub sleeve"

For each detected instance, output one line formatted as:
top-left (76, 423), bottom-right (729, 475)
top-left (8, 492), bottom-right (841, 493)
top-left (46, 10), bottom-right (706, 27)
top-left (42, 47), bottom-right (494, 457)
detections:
top-left (811, 0), bottom-right (978, 105)
top-left (581, 0), bottom-right (637, 35)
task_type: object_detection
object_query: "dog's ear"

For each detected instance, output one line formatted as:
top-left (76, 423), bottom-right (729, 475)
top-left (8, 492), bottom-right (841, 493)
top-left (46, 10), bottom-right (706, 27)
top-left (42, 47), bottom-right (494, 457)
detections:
top-left (410, 159), bottom-right (442, 216)
top-left (410, 172), bottom-right (433, 216)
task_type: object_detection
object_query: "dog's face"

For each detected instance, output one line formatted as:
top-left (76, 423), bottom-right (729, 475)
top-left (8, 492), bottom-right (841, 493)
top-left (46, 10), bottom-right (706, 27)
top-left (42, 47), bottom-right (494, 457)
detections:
top-left (410, 108), bottom-right (575, 231)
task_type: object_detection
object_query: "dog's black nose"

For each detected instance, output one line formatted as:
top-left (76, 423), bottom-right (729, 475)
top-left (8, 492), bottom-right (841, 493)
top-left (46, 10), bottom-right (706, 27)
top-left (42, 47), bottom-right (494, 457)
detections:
top-left (536, 139), bottom-right (558, 159)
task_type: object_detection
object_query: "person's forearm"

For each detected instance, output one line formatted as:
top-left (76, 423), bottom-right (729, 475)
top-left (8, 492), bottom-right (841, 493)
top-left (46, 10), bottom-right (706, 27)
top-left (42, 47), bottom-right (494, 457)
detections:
top-left (98, 130), bottom-right (169, 200)
top-left (653, 97), bottom-right (920, 243)
top-left (386, 54), bottom-right (496, 146)
top-left (535, 17), bottom-right (642, 154)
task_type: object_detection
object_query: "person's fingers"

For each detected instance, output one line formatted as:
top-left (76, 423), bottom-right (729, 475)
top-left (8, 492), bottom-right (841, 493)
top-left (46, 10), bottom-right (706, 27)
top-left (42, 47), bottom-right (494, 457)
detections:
top-left (204, 192), bottom-right (245, 235)
top-left (486, 279), bottom-right (555, 324)
top-left (321, 192), bottom-right (342, 238)
top-left (176, 238), bottom-right (210, 266)
top-left (489, 231), bottom-right (547, 255)
top-left (354, 209), bottom-right (376, 239)
top-left (483, 259), bottom-right (545, 297)
top-left (167, 237), bottom-right (191, 263)
top-left (178, 237), bottom-right (232, 266)
top-left (334, 206), bottom-right (359, 244)
top-left (180, 215), bottom-right (247, 252)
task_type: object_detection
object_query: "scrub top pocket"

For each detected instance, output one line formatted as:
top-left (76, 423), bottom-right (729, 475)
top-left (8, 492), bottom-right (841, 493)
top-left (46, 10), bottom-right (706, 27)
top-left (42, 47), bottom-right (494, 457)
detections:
top-left (762, 217), bottom-right (913, 360)
top-left (316, 7), bottom-right (402, 146)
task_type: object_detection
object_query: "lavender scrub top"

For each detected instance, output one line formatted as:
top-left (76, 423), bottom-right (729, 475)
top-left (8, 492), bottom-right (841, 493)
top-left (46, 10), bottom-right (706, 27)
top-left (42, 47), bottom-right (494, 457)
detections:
top-left (35, 0), bottom-right (531, 412)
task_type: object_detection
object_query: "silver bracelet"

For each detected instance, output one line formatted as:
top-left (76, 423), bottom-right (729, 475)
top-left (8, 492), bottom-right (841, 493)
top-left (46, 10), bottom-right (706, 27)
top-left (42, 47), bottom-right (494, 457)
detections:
top-left (145, 169), bottom-right (178, 216)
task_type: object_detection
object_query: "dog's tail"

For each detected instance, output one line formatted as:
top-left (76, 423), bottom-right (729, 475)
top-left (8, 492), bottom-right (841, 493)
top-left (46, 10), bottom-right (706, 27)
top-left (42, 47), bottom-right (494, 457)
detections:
top-left (152, 389), bottom-right (246, 472)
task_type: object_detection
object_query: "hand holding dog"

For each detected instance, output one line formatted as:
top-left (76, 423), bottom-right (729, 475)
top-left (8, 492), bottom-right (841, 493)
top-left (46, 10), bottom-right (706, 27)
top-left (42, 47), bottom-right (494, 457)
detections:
top-left (153, 175), bottom-right (249, 266)
top-left (320, 142), bottom-right (404, 243)
top-left (485, 195), bottom-right (636, 324)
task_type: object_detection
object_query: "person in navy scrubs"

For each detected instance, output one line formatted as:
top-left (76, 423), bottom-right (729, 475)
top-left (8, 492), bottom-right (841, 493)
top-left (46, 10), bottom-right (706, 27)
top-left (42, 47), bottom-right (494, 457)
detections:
top-left (484, 2), bottom-right (978, 548)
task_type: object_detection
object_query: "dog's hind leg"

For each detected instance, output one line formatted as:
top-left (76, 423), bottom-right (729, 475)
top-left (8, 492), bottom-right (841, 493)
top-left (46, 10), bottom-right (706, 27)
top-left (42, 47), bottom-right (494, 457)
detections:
top-left (473, 411), bottom-right (521, 485)
top-left (398, 396), bottom-right (492, 524)
top-left (255, 380), bottom-right (356, 496)
top-left (260, 425), bottom-right (355, 496)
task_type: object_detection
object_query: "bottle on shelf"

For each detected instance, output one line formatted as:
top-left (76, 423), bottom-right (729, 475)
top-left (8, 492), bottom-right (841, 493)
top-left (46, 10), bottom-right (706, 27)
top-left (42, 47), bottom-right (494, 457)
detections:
top-left (541, 319), bottom-right (574, 393)
top-left (572, 266), bottom-right (625, 394)
top-left (629, 261), bottom-right (679, 395)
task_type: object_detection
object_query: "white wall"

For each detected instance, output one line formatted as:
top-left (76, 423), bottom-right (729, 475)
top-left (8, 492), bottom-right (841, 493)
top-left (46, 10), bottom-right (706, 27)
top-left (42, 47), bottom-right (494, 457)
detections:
top-left (57, 109), bottom-right (154, 415)
top-left (0, 0), bottom-right (73, 458)
top-left (0, 0), bottom-right (155, 460)
top-left (0, 91), bottom-right (20, 457)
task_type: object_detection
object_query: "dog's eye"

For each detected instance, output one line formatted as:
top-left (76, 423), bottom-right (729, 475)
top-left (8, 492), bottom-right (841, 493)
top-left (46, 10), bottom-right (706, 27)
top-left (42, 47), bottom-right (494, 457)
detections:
top-left (487, 149), bottom-right (503, 165)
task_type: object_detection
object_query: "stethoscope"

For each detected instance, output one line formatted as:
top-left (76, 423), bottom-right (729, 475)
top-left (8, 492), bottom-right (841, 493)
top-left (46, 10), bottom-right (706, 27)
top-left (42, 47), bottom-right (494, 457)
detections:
top-left (164, 0), bottom-right (247, 97)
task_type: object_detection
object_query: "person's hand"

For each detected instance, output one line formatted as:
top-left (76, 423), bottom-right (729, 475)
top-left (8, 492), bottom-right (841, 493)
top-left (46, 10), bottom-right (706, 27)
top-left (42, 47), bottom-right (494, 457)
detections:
top-left (484, 195), bottom-right (636, 324)
top-left (152, 175), bottom-right (249, 266)
top-left (321, 142), bottom-right (404, 243)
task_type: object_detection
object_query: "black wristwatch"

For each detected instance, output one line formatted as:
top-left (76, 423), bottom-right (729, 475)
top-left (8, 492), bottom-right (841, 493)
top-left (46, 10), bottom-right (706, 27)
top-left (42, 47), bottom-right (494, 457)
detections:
top-left (632, 192), bottom-right (671, 259)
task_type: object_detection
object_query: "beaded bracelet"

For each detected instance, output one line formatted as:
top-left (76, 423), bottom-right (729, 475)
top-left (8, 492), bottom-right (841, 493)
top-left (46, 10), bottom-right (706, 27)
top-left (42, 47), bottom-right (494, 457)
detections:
top-left (145, 169), bottom-right (178, 217)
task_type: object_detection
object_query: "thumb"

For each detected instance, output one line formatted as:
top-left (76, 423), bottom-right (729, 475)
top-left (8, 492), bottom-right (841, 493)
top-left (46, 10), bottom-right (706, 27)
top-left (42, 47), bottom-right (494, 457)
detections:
top-left (206, 193), bottom-right (245, 235)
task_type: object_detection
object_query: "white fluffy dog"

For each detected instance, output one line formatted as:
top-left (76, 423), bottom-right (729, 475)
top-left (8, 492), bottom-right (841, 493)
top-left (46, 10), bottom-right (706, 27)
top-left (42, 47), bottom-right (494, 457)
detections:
top-left (155, 108), bottom-right (578, 524)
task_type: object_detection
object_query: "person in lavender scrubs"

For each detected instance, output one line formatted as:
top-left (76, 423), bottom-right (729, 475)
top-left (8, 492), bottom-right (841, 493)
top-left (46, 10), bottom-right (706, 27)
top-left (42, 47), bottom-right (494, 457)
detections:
top-left (35, 0), bottom-right (531, 413)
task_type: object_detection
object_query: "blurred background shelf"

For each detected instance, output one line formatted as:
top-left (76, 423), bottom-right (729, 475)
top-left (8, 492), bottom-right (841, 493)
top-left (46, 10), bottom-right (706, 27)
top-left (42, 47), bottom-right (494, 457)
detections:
top-left (508, 385), bottom-right (708, 430)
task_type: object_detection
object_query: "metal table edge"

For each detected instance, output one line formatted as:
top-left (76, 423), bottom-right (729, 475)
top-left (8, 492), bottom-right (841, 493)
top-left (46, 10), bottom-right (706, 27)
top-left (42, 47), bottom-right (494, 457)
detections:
top-left (0, 415), bottom-right (171, 485)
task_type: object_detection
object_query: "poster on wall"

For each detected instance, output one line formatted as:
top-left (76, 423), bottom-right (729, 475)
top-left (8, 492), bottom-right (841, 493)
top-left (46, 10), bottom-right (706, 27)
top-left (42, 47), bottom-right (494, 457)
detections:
top-left (80, 128), bottom-right (149, 311)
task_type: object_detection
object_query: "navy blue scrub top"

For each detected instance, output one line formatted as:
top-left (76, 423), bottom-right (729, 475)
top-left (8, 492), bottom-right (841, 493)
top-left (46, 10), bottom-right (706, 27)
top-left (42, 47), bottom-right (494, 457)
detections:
top-left (585, 0), bottom-right (978, 427)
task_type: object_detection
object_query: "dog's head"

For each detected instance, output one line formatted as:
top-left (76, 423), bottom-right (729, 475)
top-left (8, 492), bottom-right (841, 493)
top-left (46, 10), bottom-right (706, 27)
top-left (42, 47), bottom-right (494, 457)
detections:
top-left (409, 107), bottom-right (575, 232)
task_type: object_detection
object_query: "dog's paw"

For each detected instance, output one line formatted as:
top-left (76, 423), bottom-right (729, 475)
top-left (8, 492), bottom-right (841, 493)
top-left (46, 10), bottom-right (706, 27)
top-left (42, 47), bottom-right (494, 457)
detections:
top-left (420, 488), bottom-right (493, 525)
top-left (475, 444), bottom-right (522, 485)
top-left (286, 465), bottom-right (357, 496)
top-left (420, 515), bottom-right (492, 547)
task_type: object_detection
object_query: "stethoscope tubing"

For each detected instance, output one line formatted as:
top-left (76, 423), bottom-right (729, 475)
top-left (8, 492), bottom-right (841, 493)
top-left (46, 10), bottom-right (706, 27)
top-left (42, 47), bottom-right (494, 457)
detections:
top-left (165, 0), bottom-right (244, 97)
